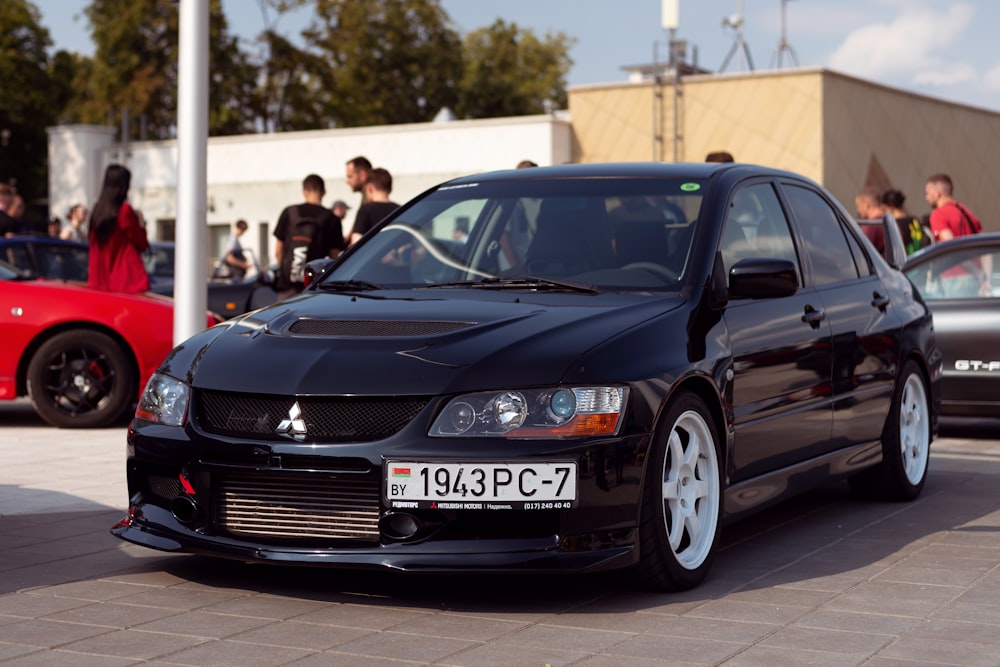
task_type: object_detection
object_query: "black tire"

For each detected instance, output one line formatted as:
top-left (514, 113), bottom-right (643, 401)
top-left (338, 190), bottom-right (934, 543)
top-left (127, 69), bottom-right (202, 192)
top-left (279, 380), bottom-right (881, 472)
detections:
top-left (26, 330), bottom-right (136, 429)
top-left (632, 392), bottom-right (723, 591)
top-left (849, 359), bottom-right (930, 501)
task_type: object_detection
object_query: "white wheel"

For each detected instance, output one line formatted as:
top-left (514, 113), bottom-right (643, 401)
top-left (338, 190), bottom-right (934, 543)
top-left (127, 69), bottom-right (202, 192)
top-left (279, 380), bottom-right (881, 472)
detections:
top-left (662, 409), bottom-right (720, 569)
top-left (634, 392), bottom-right (722, 590)
top-left (897, 368), bottom-right (930, 488)
top-left (849, 359), bottom-right (930, 501)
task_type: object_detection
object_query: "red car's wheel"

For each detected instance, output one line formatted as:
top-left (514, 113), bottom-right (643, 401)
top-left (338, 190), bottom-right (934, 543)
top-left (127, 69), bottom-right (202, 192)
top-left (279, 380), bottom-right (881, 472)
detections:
top-left (26, 330), bottom-right (136, 429)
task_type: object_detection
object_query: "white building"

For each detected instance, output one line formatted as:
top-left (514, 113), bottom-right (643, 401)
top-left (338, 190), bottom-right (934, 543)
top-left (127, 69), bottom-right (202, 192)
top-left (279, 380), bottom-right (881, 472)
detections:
top-left (48, 113), bottom-right (572, 269)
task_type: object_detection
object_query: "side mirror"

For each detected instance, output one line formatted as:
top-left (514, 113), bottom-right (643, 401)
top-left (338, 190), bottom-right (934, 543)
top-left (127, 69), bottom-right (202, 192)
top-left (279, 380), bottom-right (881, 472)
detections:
top-left (303, 257), bottom-right (335, 288)
top-left (728, 258), bottom-right (799, 299)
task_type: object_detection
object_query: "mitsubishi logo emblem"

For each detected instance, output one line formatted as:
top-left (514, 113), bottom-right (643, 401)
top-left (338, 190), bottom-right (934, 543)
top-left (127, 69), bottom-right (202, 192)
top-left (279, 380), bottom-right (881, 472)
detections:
top-left (276, 402), bottom-right (307, 441)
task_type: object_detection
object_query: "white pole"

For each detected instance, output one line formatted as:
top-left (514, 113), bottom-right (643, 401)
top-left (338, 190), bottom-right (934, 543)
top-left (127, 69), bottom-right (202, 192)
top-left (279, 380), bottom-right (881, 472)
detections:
top-left (174, 0), bottom-right (209, 345)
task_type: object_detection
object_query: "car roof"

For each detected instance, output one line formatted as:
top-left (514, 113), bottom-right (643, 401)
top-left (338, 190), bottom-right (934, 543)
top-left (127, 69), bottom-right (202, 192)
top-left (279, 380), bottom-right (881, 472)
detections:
top-left (904, 232), bottom-right (1000, 268)
top-left (443, 162), bottom-right (806, 185)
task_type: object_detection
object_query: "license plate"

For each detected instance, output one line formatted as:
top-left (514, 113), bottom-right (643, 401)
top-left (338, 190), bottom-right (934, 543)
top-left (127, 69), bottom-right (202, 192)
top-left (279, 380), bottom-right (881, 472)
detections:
top-left (385, 461), bottom-right (577, 510)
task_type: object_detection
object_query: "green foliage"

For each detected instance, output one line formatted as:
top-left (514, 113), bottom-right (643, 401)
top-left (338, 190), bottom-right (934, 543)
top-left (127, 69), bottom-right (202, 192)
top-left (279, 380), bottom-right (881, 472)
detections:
top-left (0, 0), bottom-right (58, 206)
top-left (21, 0), bottom-right (576, 188)
top-left (82, 0), bottom-right (178, 139)
top-left (306, 0), bottom-right (463, 126)
top-left (80, 0), bottom-right (257, 139)
top-left (457, 19), bottom-right (574, 119)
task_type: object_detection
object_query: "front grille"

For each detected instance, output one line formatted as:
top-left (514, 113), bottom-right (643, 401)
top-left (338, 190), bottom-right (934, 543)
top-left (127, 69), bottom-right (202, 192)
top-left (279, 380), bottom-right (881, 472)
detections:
top-left (287, 319), bottom-right (473, 337)
top-left (147, 474), bottom-right (183, 502)
top-left (214, 472), bottom-right (380, 542)
top-left (195, 390), bottom-right (428, 442)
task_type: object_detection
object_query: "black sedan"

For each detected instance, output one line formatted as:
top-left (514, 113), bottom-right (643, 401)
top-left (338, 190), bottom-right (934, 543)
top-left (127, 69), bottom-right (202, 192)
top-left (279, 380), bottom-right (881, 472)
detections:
top-left (113, 163), bottom-right (941, 591)
top-left (0, 236), bottom-right (276, 317)
top-left (903, 232), bottom-right (1000, 417)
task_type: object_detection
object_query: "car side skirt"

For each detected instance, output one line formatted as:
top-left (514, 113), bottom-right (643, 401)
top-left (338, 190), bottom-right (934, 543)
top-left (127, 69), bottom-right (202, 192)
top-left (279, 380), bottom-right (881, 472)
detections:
top-left (723, 440), bottom-right (883, 522)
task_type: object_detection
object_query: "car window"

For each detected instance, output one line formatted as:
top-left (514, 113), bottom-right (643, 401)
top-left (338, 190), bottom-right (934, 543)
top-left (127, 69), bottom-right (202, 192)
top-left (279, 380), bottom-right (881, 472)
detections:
top-left (38, 245), bottom-right (89, 281)
top-left (720, 183), bottom-right (799, 284)
top-left (326, 178), bottom-right (707, 290)
top-left (842, 222), bottom-right (873, 278)
top-left (143, 245), bottom-right (174, 278)
top-left (2, 244), bottom-right (34, 276)
top-left (905, 248), bottom-right (997, 299)
top-left (782, 184), bottom-right (859, 285)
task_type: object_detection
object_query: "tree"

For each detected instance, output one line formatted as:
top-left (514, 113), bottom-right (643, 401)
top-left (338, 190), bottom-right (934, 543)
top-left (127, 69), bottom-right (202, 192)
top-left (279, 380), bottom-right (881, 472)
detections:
top-left (306, 0), bottom-right (464, 127)
top-left (257, 29), bottom-right (331, 132)
top-left (456, 19), bottom-right (574, 120)
top-left (82, 0), bottom-right (178, 139)
top-left (80, 0), bottom-right (258, 139)
top-left (0, 0), bottom-right (59, 217)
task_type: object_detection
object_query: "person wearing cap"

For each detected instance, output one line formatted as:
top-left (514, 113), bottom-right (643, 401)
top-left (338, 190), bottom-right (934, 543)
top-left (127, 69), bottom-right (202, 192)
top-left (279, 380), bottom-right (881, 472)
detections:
top-left (331, 199), bottom-right (350, 246)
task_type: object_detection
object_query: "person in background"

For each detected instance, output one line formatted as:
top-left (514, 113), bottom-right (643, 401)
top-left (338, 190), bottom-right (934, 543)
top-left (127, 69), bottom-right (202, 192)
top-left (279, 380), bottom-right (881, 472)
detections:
top-left (348, 167), bottom-right (398, 245)
top-left (222, 219), bottom-right (253, 281)
top-left (924, 173), bottom-right (987, 295)
top-left (87, 164), bottom-right (150, 293)
top-left (705, 151), bottom-right (734, 163)
top-left (924, 173), bottom-right (982, 241)
top-left (345, 156), bottom-right (372, 206)
top-left (60, 203), bottom-right (88, 242)
top-left (516, 160), bottom-right (538, 169)
top-left (331, 199), bottom-right (349, 222)
top-left (0, 184), bottom-right (15, 237)
top-left (273, 174), bottom-right (345, 300)
top-left (854, 185), bottom-right (885, 255)
top-left (880, 189), bottom-right (931, 256)
top-left (331, 199), bottom-right (350, 245)
top-left (8, 194), bottom-right (29, 234)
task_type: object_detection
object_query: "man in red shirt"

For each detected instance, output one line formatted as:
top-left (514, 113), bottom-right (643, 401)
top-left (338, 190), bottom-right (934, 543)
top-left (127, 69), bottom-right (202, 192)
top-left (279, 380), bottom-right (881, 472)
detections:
top-left (924, 173), bottom-right (982, 241)
top-left (924, 173), bottom-right (988, 296)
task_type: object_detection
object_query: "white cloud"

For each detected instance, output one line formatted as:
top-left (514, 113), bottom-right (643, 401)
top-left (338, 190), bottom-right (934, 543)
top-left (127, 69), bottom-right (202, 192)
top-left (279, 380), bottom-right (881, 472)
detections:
top-left (827, 3), bottom-right (975, 86)
top-left (984, 64), bottom-right (1000, 92)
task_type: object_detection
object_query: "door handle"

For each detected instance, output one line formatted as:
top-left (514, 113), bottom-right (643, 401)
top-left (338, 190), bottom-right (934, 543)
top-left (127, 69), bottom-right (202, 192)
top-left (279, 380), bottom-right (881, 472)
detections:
top-left (801, 305), bottom-right (826, 327)
top-left (871, 291), bottom-right (890, 311)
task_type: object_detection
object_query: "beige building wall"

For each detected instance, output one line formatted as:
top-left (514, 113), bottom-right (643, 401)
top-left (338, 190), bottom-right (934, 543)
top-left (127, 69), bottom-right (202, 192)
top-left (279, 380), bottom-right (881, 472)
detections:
top-left (821, 72), bottom-right (1000, 230)
top-left (569, 69), bottom-right (1000, 231)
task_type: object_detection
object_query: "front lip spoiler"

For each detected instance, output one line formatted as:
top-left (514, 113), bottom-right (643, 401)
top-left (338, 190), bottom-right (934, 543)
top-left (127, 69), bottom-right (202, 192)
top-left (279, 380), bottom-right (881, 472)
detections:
top-left (110, 516), bottom-right (634, 574)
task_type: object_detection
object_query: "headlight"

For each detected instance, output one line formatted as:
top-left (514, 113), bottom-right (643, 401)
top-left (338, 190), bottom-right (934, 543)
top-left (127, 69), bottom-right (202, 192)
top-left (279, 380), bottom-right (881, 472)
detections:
top-left (430, 386), bottom-right (626, 439)
top-left (134, 373), bottom-right (190, 426)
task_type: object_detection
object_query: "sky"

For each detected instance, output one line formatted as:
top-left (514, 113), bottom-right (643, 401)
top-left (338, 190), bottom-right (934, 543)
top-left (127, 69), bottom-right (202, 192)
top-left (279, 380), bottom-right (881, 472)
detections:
top-left (35, 0), bottom-right (1000, 113)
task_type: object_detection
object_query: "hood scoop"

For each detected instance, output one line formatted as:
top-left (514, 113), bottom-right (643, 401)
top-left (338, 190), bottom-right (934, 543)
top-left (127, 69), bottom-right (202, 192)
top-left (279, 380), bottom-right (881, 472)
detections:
top-left (287, 319), bottom-right (476, 337)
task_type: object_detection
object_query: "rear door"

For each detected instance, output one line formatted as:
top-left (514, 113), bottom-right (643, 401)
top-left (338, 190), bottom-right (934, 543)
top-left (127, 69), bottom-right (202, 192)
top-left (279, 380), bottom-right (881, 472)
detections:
top-left (780, 183), bottom-right (899, 450)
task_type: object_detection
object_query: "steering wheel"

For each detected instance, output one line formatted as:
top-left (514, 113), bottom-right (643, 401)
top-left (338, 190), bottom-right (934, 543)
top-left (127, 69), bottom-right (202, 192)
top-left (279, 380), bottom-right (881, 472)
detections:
top-left (621, 261), bottom-right (678, 282)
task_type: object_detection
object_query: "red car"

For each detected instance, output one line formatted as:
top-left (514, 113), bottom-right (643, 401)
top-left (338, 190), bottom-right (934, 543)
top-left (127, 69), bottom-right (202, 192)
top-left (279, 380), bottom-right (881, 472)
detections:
top-left (0, 259), bottom-right (219, 428)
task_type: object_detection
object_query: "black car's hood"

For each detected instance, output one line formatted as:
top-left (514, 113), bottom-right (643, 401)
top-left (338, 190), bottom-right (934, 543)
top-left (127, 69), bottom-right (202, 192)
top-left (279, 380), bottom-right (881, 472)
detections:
top-left (183, 289), bottom-right (684, 396)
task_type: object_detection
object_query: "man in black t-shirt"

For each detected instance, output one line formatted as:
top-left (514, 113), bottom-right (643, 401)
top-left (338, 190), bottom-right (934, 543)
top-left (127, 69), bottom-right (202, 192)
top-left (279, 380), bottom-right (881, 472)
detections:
top-left (348, 167), bottom-right (399, 245)
top-left (273, 174), bottom-right (345, 300)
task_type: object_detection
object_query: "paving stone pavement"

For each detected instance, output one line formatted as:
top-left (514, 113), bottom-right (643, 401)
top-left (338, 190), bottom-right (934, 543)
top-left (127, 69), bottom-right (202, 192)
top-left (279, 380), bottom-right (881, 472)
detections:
top-left (2, 397), bottom-right (1000, 666)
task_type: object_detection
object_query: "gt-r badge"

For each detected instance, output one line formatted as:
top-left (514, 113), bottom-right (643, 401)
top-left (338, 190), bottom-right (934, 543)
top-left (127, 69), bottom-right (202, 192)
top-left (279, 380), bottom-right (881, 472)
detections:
top-left (276, 402), bottom-right (307, 441)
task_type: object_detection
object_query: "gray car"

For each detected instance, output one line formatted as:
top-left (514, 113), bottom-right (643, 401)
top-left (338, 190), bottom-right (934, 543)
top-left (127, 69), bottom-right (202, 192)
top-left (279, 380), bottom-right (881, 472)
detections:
top-left (903, 232), bottom-right (1000, 418)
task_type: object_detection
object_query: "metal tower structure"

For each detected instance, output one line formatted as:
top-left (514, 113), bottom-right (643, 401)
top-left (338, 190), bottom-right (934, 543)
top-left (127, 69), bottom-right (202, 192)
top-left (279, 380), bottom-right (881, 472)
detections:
top-left (770, 0), bottom-right (800, 69)
top-left (719, 0), bottom-right (754, 72)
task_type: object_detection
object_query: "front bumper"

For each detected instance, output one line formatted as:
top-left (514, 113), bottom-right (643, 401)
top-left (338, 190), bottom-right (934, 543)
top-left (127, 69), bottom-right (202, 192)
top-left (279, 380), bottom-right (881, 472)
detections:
top-left (113, 422), bottom-right (649, 575)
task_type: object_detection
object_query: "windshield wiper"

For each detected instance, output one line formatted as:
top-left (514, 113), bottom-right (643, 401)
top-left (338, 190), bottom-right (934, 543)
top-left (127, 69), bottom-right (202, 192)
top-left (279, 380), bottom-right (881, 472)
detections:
top-left (421, 275), bottom-right (600, 294)
top-left (315, 279), bottom-right (382, 292)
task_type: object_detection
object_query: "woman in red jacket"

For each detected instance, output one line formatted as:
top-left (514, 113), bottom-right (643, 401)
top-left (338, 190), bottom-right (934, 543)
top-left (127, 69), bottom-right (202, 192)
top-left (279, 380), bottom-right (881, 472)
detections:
top-left (87, 164), bottom-right (150, 293)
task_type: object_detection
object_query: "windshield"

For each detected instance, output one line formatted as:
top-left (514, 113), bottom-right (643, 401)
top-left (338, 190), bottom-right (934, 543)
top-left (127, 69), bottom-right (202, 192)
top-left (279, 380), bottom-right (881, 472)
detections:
top-left (323, 177), bottom-right (706, 291)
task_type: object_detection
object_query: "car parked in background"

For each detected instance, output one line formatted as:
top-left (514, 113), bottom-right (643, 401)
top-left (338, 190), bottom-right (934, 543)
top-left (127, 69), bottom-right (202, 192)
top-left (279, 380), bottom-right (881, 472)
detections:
top-left (0, 236), bottom-right (277, 318)
top-left (0, 259), bottom-right (220, 428)
top-left (903, 232), bottom-right (1000, 418)
top-left (114, 163), bottom-right (940, 591)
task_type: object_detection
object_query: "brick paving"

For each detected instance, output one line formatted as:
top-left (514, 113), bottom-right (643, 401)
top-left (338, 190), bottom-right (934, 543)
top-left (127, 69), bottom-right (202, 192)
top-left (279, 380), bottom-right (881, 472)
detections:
top-left (2, 398), bottom-right (999, 666)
